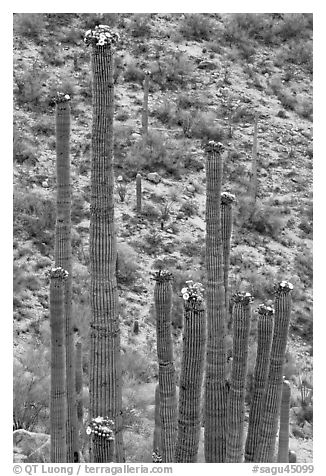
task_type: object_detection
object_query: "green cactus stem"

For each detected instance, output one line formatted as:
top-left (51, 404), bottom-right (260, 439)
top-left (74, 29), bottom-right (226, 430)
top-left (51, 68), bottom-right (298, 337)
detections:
top-left (136, 173), bottom-right (142, 214)
top-left (53, 92), bottom-right (79, 463)
top-left (153, 383), bottom-right (162, 460)
top-left (245, 304), bottom-right (275, 462)
top-left (221, 192), bottom-right (236, 329)
top-left (277, 378), bottom-right (291, 463)
top-left (175, 282), bottom-right (206, 462)
top-left (254, 281), bottom-right (293, 462)
top-left (154, 270), bottom-right (177, 463)
top-left (50, 267), bottom-right (68, 463)
top-left (86, 416), bottom-right (115, 462)
top-left (75, 340), bottom-right (83, 429)
top-left (142, 70), bottom-right (150, 139)
top-left (226, 292), bottom-right (253, 462)
top-left (204, 140), bottom-right (228, 463)
top-left (84, 25), bottom-right (124, 463)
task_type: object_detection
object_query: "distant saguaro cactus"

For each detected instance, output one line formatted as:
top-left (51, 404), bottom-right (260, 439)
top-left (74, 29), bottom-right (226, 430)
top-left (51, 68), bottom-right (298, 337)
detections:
top-left (245, 304), bottom-right (275, 462)
top-left (84, 25), bottom-right (124, 463)
top-left (221, 192), bottom-right (236, 328)
top-left (54, 92), bottom-right (78, 463)
top-left (175, 282), bottom-right (206, 462)
top-left (154, 270), bottom-right (177, 463)
top-left (50, 267), bottom-right (68, 463)
top-left (204, 140), bottom-right (228, 463)
top-left (277, 379), bottom-right (291, 463)
top-left (136, 173), bottom-right (142, 214)
top-left (153, 384), bottom-right (162, 461)
top-left (226, 292), bottom-right (253, 462)
top-left (142, 70), bottom-right (150, 138)
top-left (254, 281), bottom-right (293, 462)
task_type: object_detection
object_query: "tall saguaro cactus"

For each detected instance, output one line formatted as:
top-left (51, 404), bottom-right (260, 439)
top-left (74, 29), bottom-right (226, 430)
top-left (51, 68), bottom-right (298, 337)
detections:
top-left (175, 282), bottom-right (206, 463)
top-left (54, 92), bottom-right (78, 462)
top-left (50, 267), bottom-right (68, 463)
top-left (204, 140), bottom-right (228, 462)
top-left (277, 378), bottom-right (291, 463)
top-left (154, 270), bottom-right (177, 463)
top-left (221, 192), bottom-right (236, 327)
top-left (84, 25), bottom-right (124, 463)
top-left (152, 384), bottom-right (162, 461)
top-left (141, 70), bottom-right (150, 139)
top-left (226, 292), bottom-right (253, 462)
top-left (245, 304), bottom-right (275, 462)
top-left (75, 340), bottom-right (83, 429)
top-left (254, 281), bottom-right (293, 462)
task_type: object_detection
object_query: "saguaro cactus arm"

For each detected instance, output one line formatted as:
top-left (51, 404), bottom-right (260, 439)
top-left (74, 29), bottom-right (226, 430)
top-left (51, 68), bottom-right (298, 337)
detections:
top-left (142, 70), bottom-right (150, 138)
top-left (277, 379), bottom-right (291, 463)
top-left (221, 192), bottom-right (236, 328)
top-left (175, 282), bottom-right (206, 463)
top-left (226, 292), bottom-right (253, 463)
top-left (50, 267), bottom-right (68, 463)
top-left (245, 304), bottom-right (275, 462)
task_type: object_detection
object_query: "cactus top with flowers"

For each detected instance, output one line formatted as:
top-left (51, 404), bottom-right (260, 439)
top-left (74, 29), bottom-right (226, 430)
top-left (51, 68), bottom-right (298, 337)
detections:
top-left (232, 291), bottom-right (254, 305)
top-left (221, 191), bottom-right (236, 205)
top-left (49, 267), bottom-right (69, 280)
top-left (86, 416), bottom-right (115, 440)
top-left (153, 269), bottom-right (173, 283)
top-left (257, 303), bottom-right (275, 316)
top-left (52, 91), bottom-right (71, 104)
top-left (181, 280), bottom-right (204, 305)
top-left (204, 140), bottom-right (224, 155)
top-left (274, 281), bottom-right (294, 294)
top-left (84, 25), bottom-right (120, 47)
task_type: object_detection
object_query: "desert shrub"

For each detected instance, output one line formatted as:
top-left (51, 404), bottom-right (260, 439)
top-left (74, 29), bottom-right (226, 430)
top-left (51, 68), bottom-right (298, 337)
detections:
top-left (114, 124), bottom-right (133, 163)
top-left (153, 100), bottom-right (176, 126)
top-left (248, 202), bottom-right (286, 239)
top-left (149, 51), bottom-right (194, 90)
top-left (31, 116), bottom-right (54, 136)
top-left (179, 13), bottom-right (213, 41)
top-left (177, 92), bottom-right (206, 110)
top-left (115, 109), bottom-right (130, 122)
top-left (296, 98), bottom-right (313, 120)
top-left (142, 231), bottom-right (163, 255)
top-left (275, 13), bottom-right (312, 42)
top-left (13, 13), bottom-right (45, 40)
top-left (13, 129), bottom-right (38, 164)
top-left (179, 200), bottom-right (199, 217)
top-left (177, 109), bottom-right (224, 142)
top-left (124, 60), bottom-right (145, 84)
top-left (275, 40), bottom-right (313, 73)
top-left (117, 242), bottom-right (140, 287)
top-left (13, 189), bottom-right (56, 244)
top-left (180, 235), bottom-right (202, 257)
top-left (141, 203), bottom-right (161, 222)
top-left (14, 62), bottom-right (48, 108)
top-left (294, 248), bottom-right (313, 286)
top-left (121, 349), bottom-right (156, 383)
top-left (128, 14), bottom-right (152, 38)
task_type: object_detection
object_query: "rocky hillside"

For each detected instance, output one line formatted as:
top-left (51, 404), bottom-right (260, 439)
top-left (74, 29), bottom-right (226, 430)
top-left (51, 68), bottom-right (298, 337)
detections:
top-left (13, 13), bottom-right (313, 462)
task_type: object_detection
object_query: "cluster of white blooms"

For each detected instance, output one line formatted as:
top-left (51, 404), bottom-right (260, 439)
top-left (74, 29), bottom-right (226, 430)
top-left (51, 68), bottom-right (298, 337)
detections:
top-left (49, 267), bottom-right (69, 280)
top-left (233, 291), bottom-right (254, 304)
top-left (181, 281), bottom-right (204, 303)
top-left (221, 191), bottom-right (236, 205)
top-left (152, 449), bottom-right (162, 463)
top-left (275, 281), bottom-right (294, 293)
top-left (84, 25), bottom-right (120, 47)
top-left (86, 416), bottom-right (115, 440)
top-left (53, 92), bottom-right (71, 103)
top-left (257, 303), bottom-right (274, 315)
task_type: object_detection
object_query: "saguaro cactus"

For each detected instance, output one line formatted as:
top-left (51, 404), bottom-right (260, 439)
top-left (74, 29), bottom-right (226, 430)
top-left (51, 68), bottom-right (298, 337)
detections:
top-left (254, 281), bottom-right (293, 462)
top-left (50, 267), bottom-right (68, 463)
top-left (245, 304), bottom-right (275, 462)
top-left (221, 192), bottom-right (236, 327)
top-left (204, 140), bottom-right (228, 462)
top-left (175, 282), bottom-right (206, 463)
top-left (141, 70), bottom-right (150, 138)
top-left (154, 270), bottom-right (177, 463)
top-left (226, 292), bottom-right (253, 462)
top-left (84, 25), bottom-right (124, 463)
top-left (136, 173), bottom-right (142, 214)
top-left (152, 384), bottom-right (162, 461)
top-left (277, 378), bottom-right (291, 463)
top-left (54, 92), bottom-right (78, 462)
top-left (75, 340), bottom-right (83, 428)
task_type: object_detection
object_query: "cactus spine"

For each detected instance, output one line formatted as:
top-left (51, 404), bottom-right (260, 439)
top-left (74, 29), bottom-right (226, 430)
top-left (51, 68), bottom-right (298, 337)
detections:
top-left (154, 270), bottom-right (177, 462)
top-left (153, 383), bottom-right (162, 461)
top-left (277, 378), bottom-right (291, 463)
top-left (245, 304), bottom-right (275, 462)
top-left (204, 141), bottom-right (228, 462)
top-left (136, 173), bottom-right (142, 214)
top-left (75, 340), bottom-right (83, 428)
top-left (175, 282), bottom-right (206, 462)
top-left (84, 26), bottom-right (124, 463)
top-left (221, 192), bottom-right (236, 327)
top-left (142, 70), bottom-right (150, 138)
top-left (50, 267), bottom-right (68, 463)
top-left (254, 281), bottom-right (293, 462)
top-left (54, 93), bottom-right (78, 462)
top-left (226, 292), bottom-right (253, 462)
